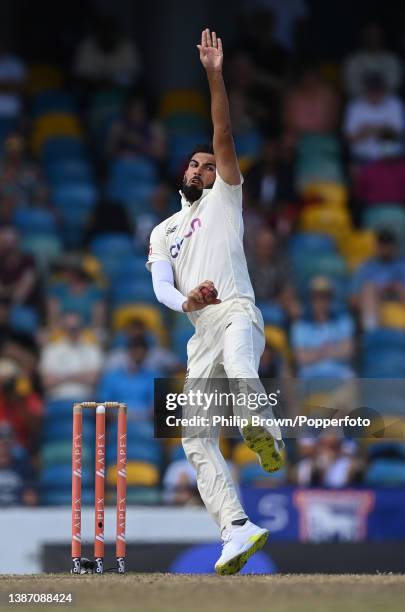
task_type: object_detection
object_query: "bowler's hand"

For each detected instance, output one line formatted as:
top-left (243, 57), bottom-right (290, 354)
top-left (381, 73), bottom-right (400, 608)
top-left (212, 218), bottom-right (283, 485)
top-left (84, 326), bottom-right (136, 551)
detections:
top-left (182, 280), bottom-right (221, 312)
top-left (197, 28), bottom-right (223, 73)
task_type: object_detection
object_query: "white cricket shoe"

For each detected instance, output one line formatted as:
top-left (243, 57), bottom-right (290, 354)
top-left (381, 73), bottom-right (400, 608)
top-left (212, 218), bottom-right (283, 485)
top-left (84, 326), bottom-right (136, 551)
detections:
top-left (214, 520), bottom-right (269, 576)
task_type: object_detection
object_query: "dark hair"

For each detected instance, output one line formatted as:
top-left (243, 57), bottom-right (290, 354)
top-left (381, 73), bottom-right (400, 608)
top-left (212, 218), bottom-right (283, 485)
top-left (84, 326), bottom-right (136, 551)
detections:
top-left (187, 144), bottom-right (214, 165)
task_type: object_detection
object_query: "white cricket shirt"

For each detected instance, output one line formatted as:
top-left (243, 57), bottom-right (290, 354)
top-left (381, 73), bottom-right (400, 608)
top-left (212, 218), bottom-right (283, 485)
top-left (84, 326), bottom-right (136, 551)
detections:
top-left (146, 171), bottom-right (255, 325)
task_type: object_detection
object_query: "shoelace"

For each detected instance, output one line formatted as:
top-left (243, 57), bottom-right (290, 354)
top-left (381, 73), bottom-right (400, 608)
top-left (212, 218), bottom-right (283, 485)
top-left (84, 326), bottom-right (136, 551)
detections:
top-left (220, 529), bottom-right (232, 547)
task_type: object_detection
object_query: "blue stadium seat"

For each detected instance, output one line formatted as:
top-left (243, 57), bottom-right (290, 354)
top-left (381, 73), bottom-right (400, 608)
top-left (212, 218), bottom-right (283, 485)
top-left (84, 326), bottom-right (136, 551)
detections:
top-left (364, 459), bottom-right (405, 486)
top-left (239, 462), bottom-right (286, 485)
top-left (40, 464), bottom-right (93, 489)
top-left (45, 159), bottom-right (93, 185)
top-left (257, 302), bottom-right (286, 327)
top-left (42, 137), bottom-right (86, 163)
top-left (45, 399), bottom-right (77, 418)
top-left (13, 207), bottom-right (57, 235)
top-left (42, 416), bottom-right (94, 443)
top-left (111, 277), bottom-right (156, 305)
top-left (53, 183), bottom-right (98, 210)
top-left (106, 436), bottom-right (162, 466)
top-left (10, 304), bottom-right (39, 334)
top-left (234, 131), bottom-right (262, 158)
top-left (32, 91), bottom-right (76, 117)
top-left (289, 233), bottom-right (337, 259)
top-left (107, 158), bottom-right (158, 204)
top-left (168, 133), bottom-right (208, 174)
top-left (172, 327), bottom-right (193, 364)
top-left (41, 488), bottom-right (94, 506)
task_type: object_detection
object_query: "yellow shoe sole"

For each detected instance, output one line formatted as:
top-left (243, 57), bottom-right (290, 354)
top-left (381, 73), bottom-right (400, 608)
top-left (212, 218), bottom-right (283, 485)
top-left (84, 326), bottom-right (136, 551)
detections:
top-left (215, 531), bottom-right (269, 576)
top-left (242, 424), bottom-right (284, 473)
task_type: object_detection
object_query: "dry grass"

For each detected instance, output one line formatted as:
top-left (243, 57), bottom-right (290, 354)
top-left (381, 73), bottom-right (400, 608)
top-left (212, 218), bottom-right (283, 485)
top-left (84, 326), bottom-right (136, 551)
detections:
top-left (1, 574), bottom-right (405, 612)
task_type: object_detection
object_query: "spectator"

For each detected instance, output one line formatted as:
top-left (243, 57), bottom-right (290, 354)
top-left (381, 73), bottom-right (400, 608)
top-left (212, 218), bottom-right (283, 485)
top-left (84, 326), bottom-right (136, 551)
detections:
top-left (0, 44), bottom-right (26, 119)
top-left (351, 229), bottom-right (405, 330)
top-left (292, 276), bottom-right (355, 378)
top-left (283, 65), bottom-right (340, 141)
top-left (295, 433), bottom-right (362, 488)
top-left (98, 337), bottom-right (158, 422)
top-left (247, 227), bottom-right (300, 318)
top-left (344, 73), bottom-right (405, 163)
top-left (47, 256), bottom-right (106, 333)
top-left (343, 23), bottom-right (402, 98)
top-left (353, 151), bottom-right (405, 207)
top-left (240, 1), bottom-right (308, 52)
top-left (0, 226), bottom-right (38, 306)
top-left (83, 201), bottom-right (131, 246)
top-left (0, 134), bottom-right (43, 205)
top-left (244, 137), bottom-right (298, 234)
top-left (105, 317), bottom-right (180, 375)
top-left (163, 454), bottom-right (201, 506)
top-left (72, 15), bottom-right (141, 87)
top-left (0, 422), bottom-right (38, 506)
top-left (0, 297), bottom-right (39, 383)
top-left (105, 95), bottom-right (166, 163)
top-left (40, 312), bottom-right (103, 401)
top-left (0, 359), bottom-right (42, 455)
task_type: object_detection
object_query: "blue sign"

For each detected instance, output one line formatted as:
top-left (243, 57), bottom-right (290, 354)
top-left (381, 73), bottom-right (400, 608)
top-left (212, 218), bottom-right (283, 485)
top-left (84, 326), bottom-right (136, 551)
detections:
top-left (241, 487), bottom-right (405, 542)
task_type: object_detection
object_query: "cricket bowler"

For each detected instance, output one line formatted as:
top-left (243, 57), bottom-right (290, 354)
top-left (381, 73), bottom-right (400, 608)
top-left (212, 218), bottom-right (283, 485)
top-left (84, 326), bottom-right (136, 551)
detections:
top-left (147, 28), bottom-right (284, 575)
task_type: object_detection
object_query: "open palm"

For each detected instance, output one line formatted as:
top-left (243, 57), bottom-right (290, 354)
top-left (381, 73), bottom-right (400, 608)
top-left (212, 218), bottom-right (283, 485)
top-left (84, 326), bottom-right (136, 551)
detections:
top-left (197, 28), bottom-right (223, 72)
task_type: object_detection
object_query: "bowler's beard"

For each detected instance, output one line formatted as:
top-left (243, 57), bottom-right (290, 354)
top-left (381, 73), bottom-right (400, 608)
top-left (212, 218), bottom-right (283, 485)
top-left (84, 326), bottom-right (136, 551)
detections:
top-left (181, 179), bottom-right (214, 203)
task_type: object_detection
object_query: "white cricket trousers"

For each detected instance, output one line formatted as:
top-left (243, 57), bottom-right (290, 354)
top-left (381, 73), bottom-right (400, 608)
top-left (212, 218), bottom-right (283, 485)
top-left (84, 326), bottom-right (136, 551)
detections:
top-left (181, 298), bottom-right (281, 532)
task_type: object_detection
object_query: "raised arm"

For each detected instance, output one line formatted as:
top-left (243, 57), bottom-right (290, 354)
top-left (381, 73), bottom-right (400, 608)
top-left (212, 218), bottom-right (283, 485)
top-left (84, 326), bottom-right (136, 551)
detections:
top-left (198, 28), bottom-right (240, 186)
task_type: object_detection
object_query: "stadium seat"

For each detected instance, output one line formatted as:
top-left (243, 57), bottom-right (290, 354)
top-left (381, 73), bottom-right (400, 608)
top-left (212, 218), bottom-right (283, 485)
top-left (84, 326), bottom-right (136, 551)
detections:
top-left (13, 207), bottom-right (57, 235)
top-left (234, 131), bottom-right (262, 159)
top-left (172, 327), bottom-right (193, 364)
top-left (26, 64), bottom-right (64, 94)
top-left (289, 232), bottom-right (337, 259)
top-left (45, 399), bottom-right (78, 417)
top-left (41, 440), bottom-right (91, 465)
top-left (32, 91), bottom-right (76, 117)
top-left (168, 133), bottom-right (209, 175)
top-left (9, 305), bottom-right (39, 334)
top-left (106, 157), bottom-right (157, 205)
top-left (113, 304), bottom-right (167, 345)
top-left (364, 459), bottom-right (405, 486)
top-left (380, 302), bottom-right (405, 329)
top-left (123, 487), bottom-right (162, 504)
top-left (106, 436), bottom-right (162, 466)
top-left (42, 137), bottom-right (86, 164)
top-left (299, 205), bottom-right (352, 241)
top-left (239, 462), bottom-right (286, 486)
top-left (107, 461), bottom-right (159, 487)
top-left (53, 183), bottom-right (98, 210)
top-left (21, 234), bottom-right (62, 269)
top-left (257, 302), bottom-right (287, 327)
top-left (40, 464), bottom-right (93, 489)
top-left (45, 159), bottom-right (93, 185)
top-left (32, 112), bottom-right (82, 154)
top-left (302, 181), bottom-right (348, 208)
top-left (340, 230), bottom-right (375, 271)
top-left (111, 277), bottom-right (156, 305)
top-left (160, 89), bottom-right (207, 119)
top-left (232, 442), bottom-right (257, 466)
top-left (41, 489), bottom-right (94, 506)
top-left (264, 325), bottom-right (289, 357)
top-left (297, 134), bottom-right (341, 160)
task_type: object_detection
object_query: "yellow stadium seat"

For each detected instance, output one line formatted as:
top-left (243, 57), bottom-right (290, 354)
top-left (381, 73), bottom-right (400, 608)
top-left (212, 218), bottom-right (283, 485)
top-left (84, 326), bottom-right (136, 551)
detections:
top-left (264, 325), bottom-right (289, 357)
top-left (361, 416), bottom-right (405, 442)
top-left (232, 441), bottom-right (258, 466)
top-left (107, 461), bottom-right (159, 487)
top-left (27, 64), bottom-right (64, 94)
top-left (302, 181), bottom-right (348, 209)
top-left (238, 155), bottom-right (255, 174)
top-left (340, 230), bottom-right (375, 271)
top-left (380, 302), bottom-right (405, 329)
top-left (112, 304), bottom-right (167, 346)
top-left (299, 205), bottom-right (352, 242)
top-left (160, 89), bottom-right (207, 118)
top-left (31, 113), bottom-right (82, 155)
